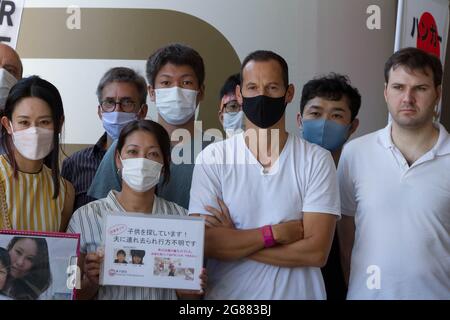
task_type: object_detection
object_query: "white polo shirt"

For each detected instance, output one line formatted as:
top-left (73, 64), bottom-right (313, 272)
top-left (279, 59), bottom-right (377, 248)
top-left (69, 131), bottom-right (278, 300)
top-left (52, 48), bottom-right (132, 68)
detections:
top-left (189, 132), bottom-right (340, 300)
top-left (338, 123), bottom-right (450, 300)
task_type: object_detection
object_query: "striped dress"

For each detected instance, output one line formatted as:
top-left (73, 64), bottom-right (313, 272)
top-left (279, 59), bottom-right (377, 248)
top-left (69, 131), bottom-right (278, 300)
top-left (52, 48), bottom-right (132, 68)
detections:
top-left (67, 190), bottom-right (187, 300)
top-left (0, 155), bottom-right (66, 231)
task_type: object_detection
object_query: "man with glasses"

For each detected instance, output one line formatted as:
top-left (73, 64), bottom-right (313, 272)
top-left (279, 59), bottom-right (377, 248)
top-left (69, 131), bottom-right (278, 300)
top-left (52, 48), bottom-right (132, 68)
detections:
top-left (217, 73), bottom-right (244, 136)
top-left (86, 44), bottom-right (209, 210)
top-left (61, 67), bottom-right (148, 210)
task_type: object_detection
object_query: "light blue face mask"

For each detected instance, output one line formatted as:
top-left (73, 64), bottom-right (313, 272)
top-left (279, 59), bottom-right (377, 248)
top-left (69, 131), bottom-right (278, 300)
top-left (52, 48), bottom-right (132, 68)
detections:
top-left (102, 112), bottom-right (137, 140)
top-left (223, 111), bottom-right (245, 131)
top-left (301, 119), bottom-right (350, 151)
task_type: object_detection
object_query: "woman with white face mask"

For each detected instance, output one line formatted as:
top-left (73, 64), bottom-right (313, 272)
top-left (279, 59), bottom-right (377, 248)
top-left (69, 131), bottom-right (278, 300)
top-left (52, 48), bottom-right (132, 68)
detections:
top-left (67, 119), bottom-right (206, 300)
top-left (0, 76), bottom-right (74, 232)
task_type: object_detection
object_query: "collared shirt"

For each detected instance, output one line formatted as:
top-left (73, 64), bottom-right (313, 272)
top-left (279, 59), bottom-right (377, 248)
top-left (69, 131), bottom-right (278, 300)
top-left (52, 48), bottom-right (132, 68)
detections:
top-left (338, 123), bottom-right (450, 299)
top-left (61, 134), bottom-right (107, 211)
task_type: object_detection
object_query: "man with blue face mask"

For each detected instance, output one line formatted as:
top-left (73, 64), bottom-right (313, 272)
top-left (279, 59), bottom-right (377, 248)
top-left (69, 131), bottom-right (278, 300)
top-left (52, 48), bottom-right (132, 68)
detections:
top-left (61, 67), bottom-right (148, 210)
top-left (297, 73), bottom-right (361, 301)
top-left (298, 73), bottom-right (361, 165)
top-left (217, 73), bottom-right (244, 136)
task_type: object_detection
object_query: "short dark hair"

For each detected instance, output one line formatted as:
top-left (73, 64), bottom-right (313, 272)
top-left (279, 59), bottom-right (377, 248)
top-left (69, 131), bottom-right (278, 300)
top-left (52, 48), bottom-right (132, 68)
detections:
top-left (300, 73), bottom-right (361, 121)
top-left (117, 250), bottom-right (126, 256)
top-left (219, 73), bottom-right (240, 99)
top-left (384, 47), bottom-right (443, 87)
top-left (146, 43), bottom-right (205, 87)
top-left (96, 67), bottom-right (148, 105)
top-left (1, 76), bottom-right (65, 199)
top-left (116, 120), bottom-right (171, 186)
top-left (240, 50), bottom-right (289, 88)
top-left (130, 249), bottom-right (145, 258)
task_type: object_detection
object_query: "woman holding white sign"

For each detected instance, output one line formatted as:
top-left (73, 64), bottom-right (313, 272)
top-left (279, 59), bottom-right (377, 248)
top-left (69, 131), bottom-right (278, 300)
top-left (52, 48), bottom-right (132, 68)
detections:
top-left (67, 119), bottom-right (206, 300)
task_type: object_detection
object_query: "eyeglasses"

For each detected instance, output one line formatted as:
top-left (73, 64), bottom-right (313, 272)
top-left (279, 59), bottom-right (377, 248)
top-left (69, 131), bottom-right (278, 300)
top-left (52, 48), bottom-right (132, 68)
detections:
top-left (224, 100), bottom-right (241, 113)
top-left (100, 98), bottom-right (138, 112)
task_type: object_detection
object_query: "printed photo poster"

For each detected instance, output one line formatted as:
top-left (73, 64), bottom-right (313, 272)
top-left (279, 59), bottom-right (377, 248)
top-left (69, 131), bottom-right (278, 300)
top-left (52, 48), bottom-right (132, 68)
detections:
top-left (101, 213), bottom-right (204, 291)
top-left (0, 230), bottom-right (80, 300)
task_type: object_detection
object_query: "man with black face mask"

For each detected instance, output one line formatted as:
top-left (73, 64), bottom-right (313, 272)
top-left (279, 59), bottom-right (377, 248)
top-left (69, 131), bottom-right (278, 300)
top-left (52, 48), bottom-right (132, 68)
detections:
top-left (189, 50), bottom-right (340, 299)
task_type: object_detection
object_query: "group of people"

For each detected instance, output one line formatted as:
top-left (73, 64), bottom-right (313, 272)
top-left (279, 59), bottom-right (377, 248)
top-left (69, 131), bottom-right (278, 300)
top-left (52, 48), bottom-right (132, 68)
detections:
top-left (0, 40), bottom-right (448, 300)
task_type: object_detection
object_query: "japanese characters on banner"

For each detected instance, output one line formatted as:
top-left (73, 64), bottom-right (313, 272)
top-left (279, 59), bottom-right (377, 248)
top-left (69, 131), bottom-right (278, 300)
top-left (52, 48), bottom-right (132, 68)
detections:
top-left (101, 213), bottom-right (204, 291)
top-left (394, 0), bottom-right (449, 121)
top-left (395, 0), bottom-right (449, 63)
top-left (0, 0), bottom-right (25, 49)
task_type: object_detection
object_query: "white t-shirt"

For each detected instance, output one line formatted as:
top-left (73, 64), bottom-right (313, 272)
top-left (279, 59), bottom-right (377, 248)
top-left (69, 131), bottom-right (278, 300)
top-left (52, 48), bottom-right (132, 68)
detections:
top-left (338, 124), bottom-right (450, 300)
top-left (189, 132), bottom-right (340, 299)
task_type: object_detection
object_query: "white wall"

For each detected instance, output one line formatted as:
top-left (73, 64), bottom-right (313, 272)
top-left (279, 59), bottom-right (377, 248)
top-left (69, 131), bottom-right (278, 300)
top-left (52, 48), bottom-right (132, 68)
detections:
top-left (23, 0), bottom-right (397, 144)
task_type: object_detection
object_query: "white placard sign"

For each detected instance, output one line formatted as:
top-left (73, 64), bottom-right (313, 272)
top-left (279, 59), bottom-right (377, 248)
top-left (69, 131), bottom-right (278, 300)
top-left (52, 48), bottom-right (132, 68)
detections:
top-left (101, 212), bottom-right (204, 291)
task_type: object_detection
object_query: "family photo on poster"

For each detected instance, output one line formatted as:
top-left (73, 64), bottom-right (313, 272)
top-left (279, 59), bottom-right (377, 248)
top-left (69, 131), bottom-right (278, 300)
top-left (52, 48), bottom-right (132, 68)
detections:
top-left (0, 231), bottom-right (79, 300)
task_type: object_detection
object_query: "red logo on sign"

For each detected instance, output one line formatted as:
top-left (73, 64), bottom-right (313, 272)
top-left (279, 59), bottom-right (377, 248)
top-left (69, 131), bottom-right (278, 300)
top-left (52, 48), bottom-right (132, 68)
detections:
top-left (108, 224), bottom-right (127, 236)
top-left (416, 12), bottom-right (440, 58)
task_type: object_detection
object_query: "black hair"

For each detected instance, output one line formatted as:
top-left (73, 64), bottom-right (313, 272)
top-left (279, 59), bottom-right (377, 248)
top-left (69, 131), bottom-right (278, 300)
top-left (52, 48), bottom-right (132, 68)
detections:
top-left (96, 67), bottom-right (148, 105)
top-left (7, 237), bottom-right (52, 300)
top-left (300, 73), bottom-right (361, 121)
top-left (240, 50), bottom-right (289, 88)
top-left (384, 47), bottom-right (443, 87)
top-left (146, 43), bottom-right (205, 87)
top-left (130, 249), bottom-right (145, 258)
top-left (219, 73), bottom-right (240, 99)
top-left (116, 120), bottom-right (171, 185)
top-left (0, 247), bottom-right (10, 268)
top-left (1, 76), bottom-right (65, 199)
top-left (116, 250), bottom-right (126, 256)
top-left (0, 247), bottom-right (10, 295)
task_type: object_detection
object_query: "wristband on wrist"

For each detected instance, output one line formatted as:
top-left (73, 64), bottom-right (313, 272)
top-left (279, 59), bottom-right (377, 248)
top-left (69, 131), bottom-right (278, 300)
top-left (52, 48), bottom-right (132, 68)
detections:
top-left (261, 225), bottom-right (276, 248)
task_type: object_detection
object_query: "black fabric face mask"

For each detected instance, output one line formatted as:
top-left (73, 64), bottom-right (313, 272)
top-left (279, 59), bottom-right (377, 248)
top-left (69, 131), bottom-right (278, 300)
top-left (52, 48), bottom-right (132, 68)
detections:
top-left (242, 93), bottom-right (287, 128)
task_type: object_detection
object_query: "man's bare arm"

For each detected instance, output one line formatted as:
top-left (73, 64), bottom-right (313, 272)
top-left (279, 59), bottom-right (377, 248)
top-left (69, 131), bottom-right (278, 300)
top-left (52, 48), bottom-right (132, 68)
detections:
top-left (248, 213), bottom-right (337, 268)
top-left (192, 200), bottom-right (302, 261)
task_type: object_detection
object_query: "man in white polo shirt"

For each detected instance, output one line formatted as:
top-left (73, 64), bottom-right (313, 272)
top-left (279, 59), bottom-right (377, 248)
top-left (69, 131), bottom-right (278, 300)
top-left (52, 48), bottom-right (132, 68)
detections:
top-left (338, 47), bottom-right (450, 299)
top-left (189, 50), bottom-right (341, 299)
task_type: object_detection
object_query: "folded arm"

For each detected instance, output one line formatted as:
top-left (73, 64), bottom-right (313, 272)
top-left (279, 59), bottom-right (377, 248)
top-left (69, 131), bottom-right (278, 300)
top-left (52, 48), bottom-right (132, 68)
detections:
top-left (193, 199), bottom-right (303, 261)
top-left (249, 213), bottom-right (336, 268)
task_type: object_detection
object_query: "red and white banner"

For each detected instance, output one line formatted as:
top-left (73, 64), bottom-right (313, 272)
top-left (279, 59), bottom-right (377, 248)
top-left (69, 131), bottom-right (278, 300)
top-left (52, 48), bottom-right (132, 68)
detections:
top-left (394, 0), bottom-right (449, 121)
top-left (395, 0), bottom-right (449, 64)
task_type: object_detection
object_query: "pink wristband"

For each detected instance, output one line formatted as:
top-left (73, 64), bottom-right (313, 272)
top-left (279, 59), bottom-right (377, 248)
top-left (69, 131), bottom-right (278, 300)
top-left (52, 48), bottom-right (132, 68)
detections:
top-left (261, 225), bottom-right (276, 248)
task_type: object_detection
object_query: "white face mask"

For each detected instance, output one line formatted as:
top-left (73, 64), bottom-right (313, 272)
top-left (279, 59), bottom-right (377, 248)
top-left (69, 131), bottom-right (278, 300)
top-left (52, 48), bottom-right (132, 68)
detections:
top-left (0, 69), bottom-right (18, 110)
top-left (120, 157), bottom-right (163, 192)
top-left (155, 87), bottom-right (198, 125)
top-left (10, 123), bottom-right (54, 160)
top-left (223, 111), bottom-right (245, 131)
